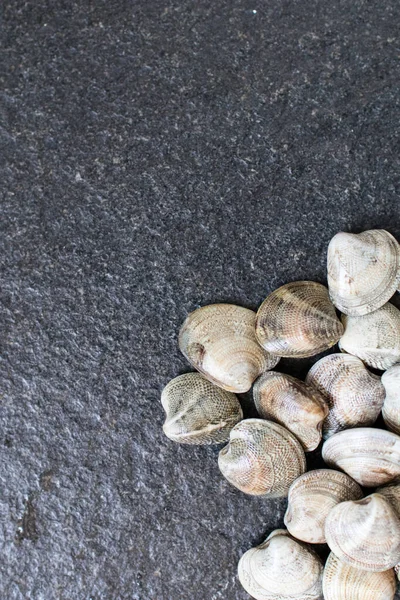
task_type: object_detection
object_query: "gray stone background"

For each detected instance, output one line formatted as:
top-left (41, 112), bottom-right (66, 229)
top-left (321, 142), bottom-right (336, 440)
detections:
top-left (1, 0), bottom-right (400, 598)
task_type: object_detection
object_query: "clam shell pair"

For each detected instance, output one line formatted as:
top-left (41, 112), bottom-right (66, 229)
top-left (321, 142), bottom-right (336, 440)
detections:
top-left (325, 493), bottom-right (400, 572)
top-left (323, 553), bottom-right (396, 600)
top-left (253, 372), bottom-right (328, 451)
top-left (339, 302), bottom-right (400, 370)
top-left (218, 419), bottom-right (306, 497)
top-left (179, 304), bottom-right (279, 393)
top-left (255, 281), bottom-right (343, 358)
top-left (284, 469), bottom-right (363, 544)
top-left (161, 373), bottom-right (243, 444)
top-left (238, 529), bottom-right (323, 600)
top-left (306, 353), bottom-right (385, 438)
top-left (327, 229), bottom-right (400, 316)
top-left (322, 428), bottom-right (400, 487)
top-left (382, 364), bottom-right (400, 434)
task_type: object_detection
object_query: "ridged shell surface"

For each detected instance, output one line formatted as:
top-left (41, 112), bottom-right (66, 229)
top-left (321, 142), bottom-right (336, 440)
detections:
top-left (376, 483), bottom-right (400, 517)
top-left (238, 529), bottom-right (323, 600)
top-left (253, 372), bottom-right (328, 451)
top-left (255, 281), bottom-right (344, 358)
top-left (339, 303), bottom-right (400, 370)
top-left (323, 552), bottom-right (396, 600)
top-left (284, 469), bottom-right (363, 544)
top-left (324, 493), bottom-right (400, 572)
top-left (382, 365), bottom-right (400, 435)
top-left (305, 354), bottom-right (385, 438)
top-left (327, 229), bottom-right (400, 316)
top-left (218, 419), bottom-right (306, 497)
top-left (161, 373), bottom-right (243, 444)
top-left (322, 428), bottom-right (400, 487)
top-left (179, 304), bottom-right (279, 393)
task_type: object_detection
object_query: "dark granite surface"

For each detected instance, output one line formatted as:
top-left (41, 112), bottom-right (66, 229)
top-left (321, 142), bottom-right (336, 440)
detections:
top-left (1, 0), bottom-right (400, 598)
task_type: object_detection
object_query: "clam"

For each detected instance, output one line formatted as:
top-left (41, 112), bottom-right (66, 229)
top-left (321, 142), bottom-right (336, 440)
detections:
top-left (179, 304), bottom-right (279, 393)
top-left (322, 428), bottom-right (400, 487)
top-left (284, 469), bottom-right (363, 544)
top-left (323, 552), bottom-right (396, 600)
top-left (324, 493), bottom-right (400, 572)
top-left (376, 483), bottom-right (400, 517)
top-left (339, 302), bottom-right (400, 370)
top-left (382, 364), bottom-right (400, 435)
top-left (253, 372), bottom-right (328, 451)
top-left (255, 281), bottom-right (343, 358)
top-left (218, 419), bottom-right (306, 497)
top-left (327, 229), bottom-right (400, 316)
top-left (238, 529), bottom-right (323, 600)
top-left (161, 373), bottom-right (243, 444)
top-left (305, 353), bottom-right (385, 438)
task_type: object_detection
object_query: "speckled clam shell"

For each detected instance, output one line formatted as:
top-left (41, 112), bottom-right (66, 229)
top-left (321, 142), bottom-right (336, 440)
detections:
top-left (218, 419), bottom-right (306, 497)
top-left (322, 428), bottom-right (400, 487)
top-left (255, 281), bottom-right (343, 358)
top-left (323, 552), bottom-right (396, 600)
top-left (339, 303), bottom-right (400, 370)
top-left (179, 304), bottom-right (279, 393)
top-left (284, 469), bottom-right (363, 544)
top-left (238, 529), bottom-right (323, 600)
top-left (376, 482), bottom-right (400, 581)
top-left (305, 354), bottom-right (385, 438)
top-left (327, 229), bottom-right (400, 316)
top-left (382, 365), bottom-right (400, 435)
top-left (325, 493), bottom-right (400, 572)
top-left (161, 373), bottom-right (243, 444)
top-left (253, 372), bottom-right (328, 451)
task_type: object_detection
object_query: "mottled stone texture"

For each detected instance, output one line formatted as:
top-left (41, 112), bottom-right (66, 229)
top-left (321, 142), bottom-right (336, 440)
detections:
top-left (1, 0), bottom-right (399, 598)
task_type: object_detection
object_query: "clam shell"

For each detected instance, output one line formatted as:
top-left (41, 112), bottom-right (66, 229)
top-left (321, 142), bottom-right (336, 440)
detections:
top-left (218, 419), bottom-right (306, 497)
top-left (339, 303), bottom-right (400, 370)
top-left (253, 372), bottom-right (328, 451)
top-left (179, 304), bottom-right (279, 393)
top-left (323, 552), bottom-right (396, 600)
top-left (161, 373), bottom-right (243, 444)
top-left (284, 469), bottom-right (363, 544)
top-left (255, 281), bottom-right (343, 358)
top-left (382, 364), bottom-right (400, 435)
top-left (376, 483), bottom-right (400, 517)
top-left (238, 529), bottom-right (323, 600)
top-left (324, 493), bottom-right (400, 572)
top-left (327, 229), bottom-right (400, 316)
top-left (305, 353), bottom-right (385, 438)
top-left (322, 428), bottom-right (400, 487)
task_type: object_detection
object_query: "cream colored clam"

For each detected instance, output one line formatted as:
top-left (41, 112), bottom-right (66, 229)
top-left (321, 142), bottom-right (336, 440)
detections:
top-left (327, 229), bottom-right (400, 316)
top-left (284, 469), bottom-right (363, 544)
top-left (238, 529), bottom-right (323, 600)
top-left (382, 364), bottom-right (400, 435)
top-left (322, 428), bottom-right (400, 487)
top-left (376, 482), bottom-right (400, 582)
top-left (161, 373), bottom-right (243, 444)
top-left (339, 303), bottom-right (400, 370)
top-left (325, 493), bottom-right (400, 572)
top-left (305, 353), bottom-right (385, 438)
top-left (179, 304), bottom-right (279, 393)
top-left (255, 281), bottom-right (343, 358)
top-left (323, 552), bottom-right (396, 600)
top-left (253, 372), bottom-right (328, 451)
top-left (218, 419), bottom-right (306, 497)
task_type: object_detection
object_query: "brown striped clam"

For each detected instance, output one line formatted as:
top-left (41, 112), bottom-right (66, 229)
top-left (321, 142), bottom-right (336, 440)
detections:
top-left (322, 428), bottom-right (400, 487)
top-left (324, 493), bottom-right (400, 572)
top-left (179, 304), bottom-right (279, 393)
top-left (382, 364), bottom-right (400, 435)
top-left (161, 373), bottom-right (243, 444)
top-left (284, 469), bottom-right (363, 544)
top-left (305, 353), bottom-right (385, 438)
top-left (339, 303), bottom-right (400, 370)
top-left (323, 552), bottom-right (396, 600)
top-left (327, 229), bottom-right (400, 316)
top-left (238, 529), bottom-right (323, 600)
top-left (255, 281), bottom-right (343, 358)
top-left (218, 419), bottom-right (306, 497)
top-left (253, 372), bottom-right (328, 451)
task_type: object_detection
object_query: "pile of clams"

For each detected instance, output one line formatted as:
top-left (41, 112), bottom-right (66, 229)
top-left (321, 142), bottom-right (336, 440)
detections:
top-left (161, 228), bottom-right (400, 600)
